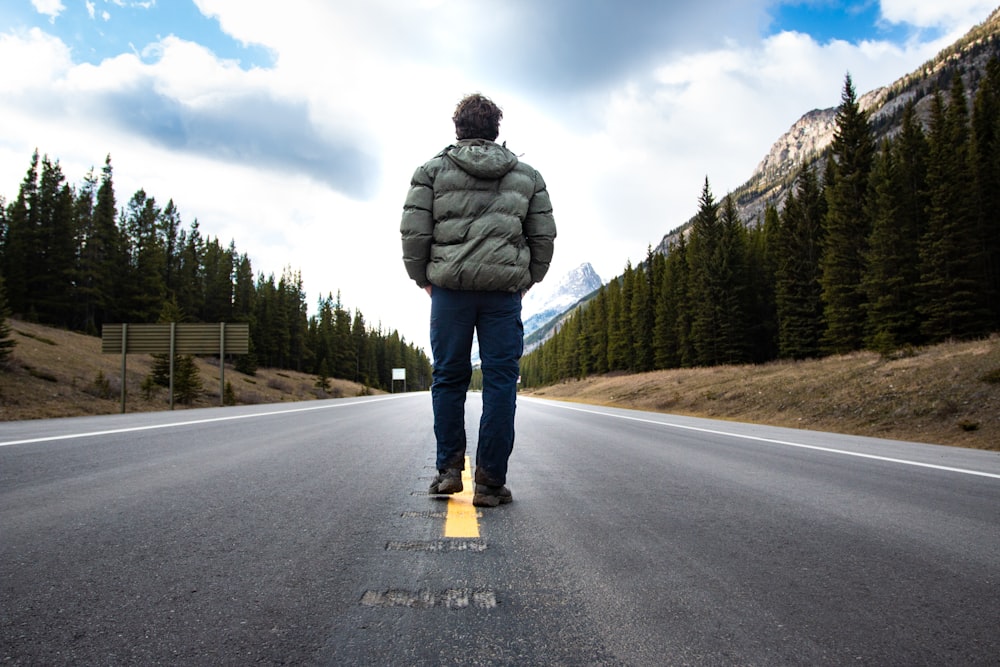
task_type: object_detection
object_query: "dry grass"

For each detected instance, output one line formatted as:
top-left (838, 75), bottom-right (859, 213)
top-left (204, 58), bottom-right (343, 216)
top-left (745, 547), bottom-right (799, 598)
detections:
top-left (0, 319), bottom-right (380, 421)
top-left (527, 335), bottom-right (1000, 450)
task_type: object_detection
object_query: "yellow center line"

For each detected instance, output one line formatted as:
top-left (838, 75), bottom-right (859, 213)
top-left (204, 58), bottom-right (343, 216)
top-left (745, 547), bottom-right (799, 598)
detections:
top-left (444, 457), bottom-right (480, 538)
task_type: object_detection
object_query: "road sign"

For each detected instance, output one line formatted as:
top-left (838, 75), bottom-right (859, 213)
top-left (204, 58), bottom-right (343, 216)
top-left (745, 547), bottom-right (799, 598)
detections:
top-left (101, 322), bottom-right (250, 412)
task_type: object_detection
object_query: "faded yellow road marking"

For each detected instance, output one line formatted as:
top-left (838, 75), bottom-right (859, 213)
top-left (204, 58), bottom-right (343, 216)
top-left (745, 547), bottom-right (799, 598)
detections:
top-left (444, 457), bottom-right (479, 538)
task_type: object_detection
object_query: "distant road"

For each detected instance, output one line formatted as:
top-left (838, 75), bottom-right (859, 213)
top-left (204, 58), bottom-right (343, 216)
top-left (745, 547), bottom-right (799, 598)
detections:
top-left (2, 394), bottom-right (998, 665)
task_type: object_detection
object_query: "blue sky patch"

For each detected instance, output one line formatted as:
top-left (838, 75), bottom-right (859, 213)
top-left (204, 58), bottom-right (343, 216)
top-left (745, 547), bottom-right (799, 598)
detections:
top-left (767, 1), bottom-right (920, 45)
top-left (0, 0), bottom-right (273, 68)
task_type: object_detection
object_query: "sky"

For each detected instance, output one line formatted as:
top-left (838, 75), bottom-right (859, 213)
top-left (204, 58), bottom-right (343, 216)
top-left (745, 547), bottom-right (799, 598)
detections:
top-left (1, 0), bottom-right (997, 355)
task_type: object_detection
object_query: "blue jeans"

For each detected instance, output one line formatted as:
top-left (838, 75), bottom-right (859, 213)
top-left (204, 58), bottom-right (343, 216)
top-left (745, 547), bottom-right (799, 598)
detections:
top-left (430, 287), bottom-right (523, 486)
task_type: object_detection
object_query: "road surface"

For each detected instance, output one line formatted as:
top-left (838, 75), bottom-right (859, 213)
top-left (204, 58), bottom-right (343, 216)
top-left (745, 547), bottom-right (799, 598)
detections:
top-left (2, 394), bottom-right (998, 665)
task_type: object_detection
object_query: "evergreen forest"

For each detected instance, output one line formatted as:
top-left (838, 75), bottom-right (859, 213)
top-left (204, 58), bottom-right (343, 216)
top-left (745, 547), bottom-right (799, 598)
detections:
top-left (0, 154), bottom-right (432, 392)
top-left (521, 67), bottom-right (1000, 387)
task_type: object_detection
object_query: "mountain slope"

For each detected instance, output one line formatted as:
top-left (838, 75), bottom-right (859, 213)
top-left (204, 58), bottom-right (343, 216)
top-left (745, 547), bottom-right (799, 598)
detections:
top-left (656, 7), bottom-right (1000, 253)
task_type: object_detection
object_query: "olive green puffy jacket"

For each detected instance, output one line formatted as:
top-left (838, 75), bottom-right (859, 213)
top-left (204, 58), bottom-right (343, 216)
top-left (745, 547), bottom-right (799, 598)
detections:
top-left (400, 139), bottom-right (556, 292)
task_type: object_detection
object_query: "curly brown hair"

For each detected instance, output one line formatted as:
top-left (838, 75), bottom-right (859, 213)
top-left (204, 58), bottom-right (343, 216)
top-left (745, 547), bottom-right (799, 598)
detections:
top-left (452, 93), bottom-right (502, 141)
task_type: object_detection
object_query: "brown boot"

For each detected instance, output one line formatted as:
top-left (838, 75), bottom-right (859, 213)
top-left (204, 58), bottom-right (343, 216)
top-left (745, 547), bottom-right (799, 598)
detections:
top-left (429, 469), bottom-right (463, 494)
top-left (472, 484), bottom-right (512, 507)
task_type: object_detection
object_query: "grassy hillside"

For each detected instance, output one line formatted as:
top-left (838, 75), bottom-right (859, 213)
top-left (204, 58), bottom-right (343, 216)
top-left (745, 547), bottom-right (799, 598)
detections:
top-left (0, 319), bottom-right (379, 421)
top-left (526, 336), bottom-right (1000, 451)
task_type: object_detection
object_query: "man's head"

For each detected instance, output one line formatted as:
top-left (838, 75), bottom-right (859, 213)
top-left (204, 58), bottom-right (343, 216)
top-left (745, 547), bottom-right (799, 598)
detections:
top-left (453, 93), bottom-right (502, 141)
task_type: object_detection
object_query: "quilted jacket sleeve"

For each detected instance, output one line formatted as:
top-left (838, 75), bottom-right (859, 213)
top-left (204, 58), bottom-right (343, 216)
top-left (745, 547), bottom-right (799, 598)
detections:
top-left (400, 164), bottom-right (435, 287)
top-left (523, 170), bottom-right (556, 285)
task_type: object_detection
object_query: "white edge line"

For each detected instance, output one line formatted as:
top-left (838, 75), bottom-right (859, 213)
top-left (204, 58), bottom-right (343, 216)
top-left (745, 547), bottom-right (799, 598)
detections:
top-left (526, 398), bottom-right (1000, 481)
top-left (0, 394), bottom-right (418, 447)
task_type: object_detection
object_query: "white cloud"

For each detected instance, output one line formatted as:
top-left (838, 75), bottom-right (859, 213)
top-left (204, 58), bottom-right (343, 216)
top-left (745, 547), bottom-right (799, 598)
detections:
top-left (880, 0), bottom-right (998, 31)
top-left (109, 0), bottom-right (155, 8)
top-left (565, 25), bottom-right (945, 264)
top-left (0, 29), bottom-right (72, 93)
top-left (31, 0), bottom-right (65, 21)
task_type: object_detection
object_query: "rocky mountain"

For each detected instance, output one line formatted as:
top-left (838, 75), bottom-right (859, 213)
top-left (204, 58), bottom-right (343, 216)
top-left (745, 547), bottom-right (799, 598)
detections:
top-left (522, 263), bottom-right (603, 337)
top-left (519, 262), bottom-right (603, 356)
top-left (656, 7), bottom-right (1000, 253)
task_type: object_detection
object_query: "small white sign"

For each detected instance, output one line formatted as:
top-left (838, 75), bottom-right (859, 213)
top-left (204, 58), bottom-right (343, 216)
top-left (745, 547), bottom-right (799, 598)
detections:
top-left (392, 368), bottom-right (406, 381)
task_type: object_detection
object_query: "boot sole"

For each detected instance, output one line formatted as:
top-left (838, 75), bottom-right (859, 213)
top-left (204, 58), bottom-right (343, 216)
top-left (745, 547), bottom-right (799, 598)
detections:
top-left (472, 493), bottom-right (512, 507)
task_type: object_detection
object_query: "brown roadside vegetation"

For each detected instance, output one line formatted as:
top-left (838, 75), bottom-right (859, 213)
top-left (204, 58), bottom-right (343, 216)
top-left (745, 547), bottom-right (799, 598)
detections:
top-left (0, 319), bottom-right (378, 421)
top-left (1, 319), bottom-right (998, 451)
top-left (526, 335), bottom-right (1000, 451)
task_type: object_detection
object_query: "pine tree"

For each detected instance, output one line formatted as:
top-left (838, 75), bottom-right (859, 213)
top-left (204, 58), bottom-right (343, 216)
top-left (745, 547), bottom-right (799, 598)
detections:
top-left (76, 155), bottom-right (123, 333)
top-left (820, 74), bottom-right (875, 354)
top-left (149, 299), bottom-right (186, 388)
top-left (775, 164), bottom-right (826, 359)
top-left (576, 298), bottom-right (593, 378)
top-left (863, 102), bottom-right (927, 352)
top-left (231, 252), bottom-right (257, 374)
top-left (223, 380), bottom-right (236, 406)
top-left (602, 276), bottom-right (622, 371)
top-left (160, 200), bottom-right (182, 298)
top-left (651, 248), bottom-right (678, 369)
top-left (253, 273), bottom-right (280, 368)
top-left (587, 286), bottom-right (609, 374)
top-left (0, 274), bottom-right (15, 365)
top-left (0, 194), bottom-right (6, 270)
top-left (122, 189), bottom-right (166, 322)
top-left (672, 233), bottom-right (696, 368)
top-left (687, 178), bottom-right (722, 366)
top-left (315, 359), bottom-right (333, 393)
top-left (201, 238), bottom-right (235, 322)
top-left (745, 205), bottom-right (779, 363)
top-left (558, 310), bottom-right (582, 379)
top-left (146, 299), bottom-right (203, 404)
top-left (716, 195), bottom-right (751, 364)
top-left (971, 58), bottom-right (1000, 330)
top-left (234, 338), bottom-right (258, 376)
top-left (892, 99), bottom-right (931, 281)
top-left (3, 151), bottom-right (40, 318)
top-left (70, 169), bottom-right (97, 333)
top-left (919, 78), bottom-right (989, 342)
top-left (32, 156), bottom-right (77, 327)
top-left (331, 290), bottom-right (353, 378)
top-left (616, 263), bottom-right (636, 371)
top-left (863, 142), bottom-right (908, 352)
top-left (232, 253), bottom-right (256, 322)
top-left (285, 268), bottom-right (311, 372)
top-left (630, 251), bottom-right (655, 372)
top-left (173, 354), bottom-right (204, 404)
top-left (176, 220), bottom-right (204, 320)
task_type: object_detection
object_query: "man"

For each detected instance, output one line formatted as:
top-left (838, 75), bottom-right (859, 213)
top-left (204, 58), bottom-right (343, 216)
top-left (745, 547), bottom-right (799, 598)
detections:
top-left (400, 93), bottom-right (556, 508)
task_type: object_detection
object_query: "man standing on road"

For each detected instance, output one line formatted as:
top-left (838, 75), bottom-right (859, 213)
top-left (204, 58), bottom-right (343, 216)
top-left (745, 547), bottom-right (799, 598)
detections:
top-left (400, 93), bottom-right (556, 507)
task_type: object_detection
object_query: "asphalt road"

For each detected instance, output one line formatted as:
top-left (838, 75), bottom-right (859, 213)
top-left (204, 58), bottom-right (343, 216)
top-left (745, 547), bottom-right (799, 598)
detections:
top-left (1, 394), bottom-right (998, 666)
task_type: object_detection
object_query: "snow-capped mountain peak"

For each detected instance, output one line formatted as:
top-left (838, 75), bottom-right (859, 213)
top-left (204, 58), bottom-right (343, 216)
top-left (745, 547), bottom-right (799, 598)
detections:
top-left (521, 263), bottom-right (603, 337)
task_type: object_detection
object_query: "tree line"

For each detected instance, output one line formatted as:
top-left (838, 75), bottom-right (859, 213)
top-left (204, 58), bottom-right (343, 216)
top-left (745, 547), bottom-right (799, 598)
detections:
top-left (521, 67), bottom-right (1000, 387)
top-left (0, 155), bottom-right (431, 392)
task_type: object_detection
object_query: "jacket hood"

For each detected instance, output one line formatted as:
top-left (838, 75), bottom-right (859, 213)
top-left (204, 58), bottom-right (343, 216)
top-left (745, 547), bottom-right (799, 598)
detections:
top-left (443, 139), bottom-right (518, 179)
